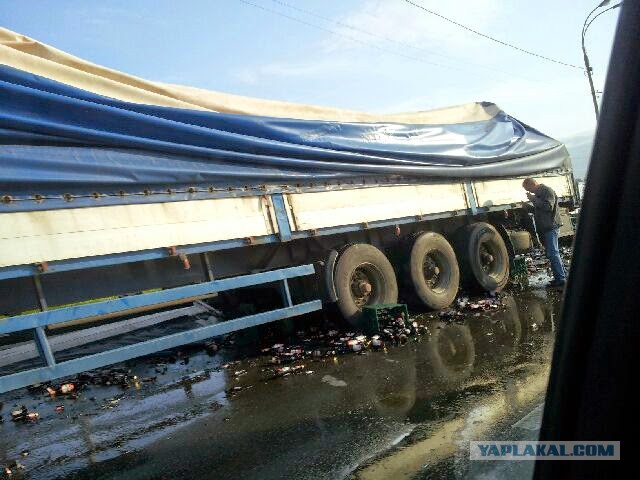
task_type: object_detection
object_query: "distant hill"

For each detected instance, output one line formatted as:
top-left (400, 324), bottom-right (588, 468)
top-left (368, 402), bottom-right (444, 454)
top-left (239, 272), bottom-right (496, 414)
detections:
top-left (558, 131), bottom-right (594, 180)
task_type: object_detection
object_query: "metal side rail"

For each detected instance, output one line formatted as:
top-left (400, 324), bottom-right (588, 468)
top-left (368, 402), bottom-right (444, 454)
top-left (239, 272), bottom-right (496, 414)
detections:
top-left (0, 264), bottom-right (322, 394)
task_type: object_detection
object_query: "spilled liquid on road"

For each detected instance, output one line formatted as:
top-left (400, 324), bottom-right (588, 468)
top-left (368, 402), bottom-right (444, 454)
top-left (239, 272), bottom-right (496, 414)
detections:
top-left (0, 289), bottom-right (562, 480)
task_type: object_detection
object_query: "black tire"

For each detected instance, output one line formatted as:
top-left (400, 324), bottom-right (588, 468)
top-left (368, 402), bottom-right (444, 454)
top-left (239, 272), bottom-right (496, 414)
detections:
top-left (334, 243), bottom-right (398, 323)
top-left (456, 222), bottom-right (510, 292)
top-left (407, 232), bottom-right (459, 310)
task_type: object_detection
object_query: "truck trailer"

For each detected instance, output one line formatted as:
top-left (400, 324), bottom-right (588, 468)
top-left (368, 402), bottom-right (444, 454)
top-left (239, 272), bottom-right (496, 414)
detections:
top-left (0, 28), bottom-right (576, 392)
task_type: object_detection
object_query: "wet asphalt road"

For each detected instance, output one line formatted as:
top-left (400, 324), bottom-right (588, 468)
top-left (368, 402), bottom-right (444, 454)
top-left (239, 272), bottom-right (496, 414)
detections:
top-left (0, 285), bottom-right (562, 480)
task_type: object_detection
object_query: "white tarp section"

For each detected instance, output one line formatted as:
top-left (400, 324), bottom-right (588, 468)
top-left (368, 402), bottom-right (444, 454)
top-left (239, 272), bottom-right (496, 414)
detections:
top-left (0, 27), bottom-right (497, 124)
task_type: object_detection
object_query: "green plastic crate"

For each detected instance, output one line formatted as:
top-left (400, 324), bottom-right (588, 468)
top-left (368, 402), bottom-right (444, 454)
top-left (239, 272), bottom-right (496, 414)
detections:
top-left (360, 303), bottom-right (409, 335)
top-left (510, 256), bottom-right (529, 287)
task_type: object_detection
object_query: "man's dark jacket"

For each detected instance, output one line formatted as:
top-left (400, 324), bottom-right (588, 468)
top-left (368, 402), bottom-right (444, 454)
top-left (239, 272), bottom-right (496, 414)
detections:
top-left (531, 184), bottom-right (562, 233)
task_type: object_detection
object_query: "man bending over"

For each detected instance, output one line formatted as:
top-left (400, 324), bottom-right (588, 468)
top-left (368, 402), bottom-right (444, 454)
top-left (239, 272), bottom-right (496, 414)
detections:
top-left (523, 178), bottom-right (567, 287)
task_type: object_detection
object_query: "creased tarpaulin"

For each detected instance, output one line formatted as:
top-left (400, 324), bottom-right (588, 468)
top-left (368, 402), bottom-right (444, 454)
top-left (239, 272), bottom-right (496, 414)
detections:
top-left (0, 28), bottom-right (570, 201)
top-left (0, 27), bottom-right (509, 122)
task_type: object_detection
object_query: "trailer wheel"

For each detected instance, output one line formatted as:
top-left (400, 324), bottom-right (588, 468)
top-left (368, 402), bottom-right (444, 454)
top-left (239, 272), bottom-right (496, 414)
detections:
top-left (456, 222), bottom-right (510, 292)
top-left (407, 232), bottom-right (459, 309)
top-left (334, 244), bottom-right (398, 323)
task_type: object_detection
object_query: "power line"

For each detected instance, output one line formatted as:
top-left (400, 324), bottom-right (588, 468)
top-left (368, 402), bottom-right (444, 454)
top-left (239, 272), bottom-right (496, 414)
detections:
top-left (401, 0), bottom-right (584, 70)
top-left (271, 0), bottom-right (451, 61)
top-left (237, 0), bottom-right (474, 72)
top-left (237, 0), bottom-right (539, 84)
top-left (269, 0), bottom-right (532, 80)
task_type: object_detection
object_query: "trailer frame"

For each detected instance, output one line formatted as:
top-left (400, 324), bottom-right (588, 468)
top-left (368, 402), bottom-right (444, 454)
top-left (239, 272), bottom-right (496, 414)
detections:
top-left (0, 264), bottom-right (321, 393)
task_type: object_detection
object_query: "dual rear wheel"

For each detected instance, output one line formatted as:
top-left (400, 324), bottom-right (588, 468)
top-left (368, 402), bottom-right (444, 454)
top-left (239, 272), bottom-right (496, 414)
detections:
top-left (405, 232), bottom-right (460, 310)
top-left (455, 222), bottom-right (510, 292)
top-left (332, 222), bottom-right (510, 323)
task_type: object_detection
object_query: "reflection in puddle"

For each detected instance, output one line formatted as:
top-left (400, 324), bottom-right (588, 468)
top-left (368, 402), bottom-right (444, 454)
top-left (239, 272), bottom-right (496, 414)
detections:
top-left (0, 291), bottom-right (561, 480)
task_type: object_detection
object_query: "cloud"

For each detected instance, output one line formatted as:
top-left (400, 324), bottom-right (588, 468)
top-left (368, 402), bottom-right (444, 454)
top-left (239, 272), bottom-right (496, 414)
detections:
top-left (233, 57), bottom-right (353, 85)
top-left (233, 0), bottom-right (504, 86)
top-left (320, 0), bottom-right (501, 61)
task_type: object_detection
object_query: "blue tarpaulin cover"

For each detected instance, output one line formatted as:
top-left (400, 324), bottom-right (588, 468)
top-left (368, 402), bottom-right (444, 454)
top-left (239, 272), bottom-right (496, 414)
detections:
top-left (0, 64), bottom-right (569, 203)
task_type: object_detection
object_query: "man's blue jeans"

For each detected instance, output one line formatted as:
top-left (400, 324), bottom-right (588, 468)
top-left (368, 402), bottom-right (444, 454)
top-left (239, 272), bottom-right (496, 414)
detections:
top-left (543, 228), bottom-right (566, 282)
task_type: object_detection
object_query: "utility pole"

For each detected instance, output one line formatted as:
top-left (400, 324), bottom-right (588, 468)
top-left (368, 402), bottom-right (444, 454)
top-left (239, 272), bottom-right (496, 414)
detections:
top-left (582, 39), bottom-right (600, 118)
top-left (582, 0), bottom-right (622, 120)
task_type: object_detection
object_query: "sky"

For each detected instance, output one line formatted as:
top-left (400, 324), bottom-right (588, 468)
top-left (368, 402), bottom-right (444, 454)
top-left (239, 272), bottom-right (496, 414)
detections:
top-left (1, 0), bottom-right (621, 178)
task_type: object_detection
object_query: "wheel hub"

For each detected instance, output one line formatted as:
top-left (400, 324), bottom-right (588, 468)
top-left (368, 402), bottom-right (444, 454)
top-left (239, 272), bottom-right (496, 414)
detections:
top-left (481, 252), bottom-right (494, 263)
top-left (479, 244), bottom-right (496, 272)
top-left (423, 254), bottom-right (443, 289)
top-left (357, 281), bottom-right (372, 295)
top-left (350, 267), bottom-right (376, 308)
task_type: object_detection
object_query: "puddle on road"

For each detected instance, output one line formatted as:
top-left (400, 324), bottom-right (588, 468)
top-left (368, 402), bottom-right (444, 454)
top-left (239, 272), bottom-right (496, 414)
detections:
top-left (0, 289), bottom-right (562, 480)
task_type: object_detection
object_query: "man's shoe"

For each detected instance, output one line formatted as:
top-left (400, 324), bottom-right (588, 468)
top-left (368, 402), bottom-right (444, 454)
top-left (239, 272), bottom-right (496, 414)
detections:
top-left (548, 279), bottom-right (566, 288)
